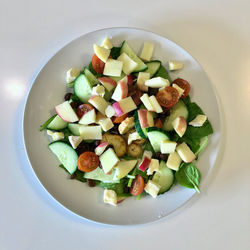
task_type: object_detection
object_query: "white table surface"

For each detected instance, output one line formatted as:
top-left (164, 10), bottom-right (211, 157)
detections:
top-left (1, 0), bottom-right (250, 249)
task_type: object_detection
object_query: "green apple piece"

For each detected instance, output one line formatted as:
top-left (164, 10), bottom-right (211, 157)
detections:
top-left (113, 159), bottom-right (137, 181)
top-left (93, 44), bottom-right (110, 63)
top-left (103, 59), bottom-right (123, 77)
top-left (160, 140), bottom-right (177, 154)
top-left (84, 167), bottom-right (119, 183)
top-left (99, 148), bottom-right (120, 174)
top-left (117, 52), bottom-right (138, 75)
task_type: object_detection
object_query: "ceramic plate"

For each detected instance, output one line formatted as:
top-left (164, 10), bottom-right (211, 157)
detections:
top-left (23, 27), bottom-right (222, 225)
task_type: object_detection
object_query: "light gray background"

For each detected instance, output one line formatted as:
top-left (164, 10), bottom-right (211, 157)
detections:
top-left (0, 0), bottom-right (249, 249)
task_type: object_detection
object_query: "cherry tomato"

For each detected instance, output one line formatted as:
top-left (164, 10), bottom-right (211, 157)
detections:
top-left (76, 104), bottom-right (94, 119)
top-left (92, 54), bottom-right (105, 74)
top-left (77, 151), bottom-right (99, 172)
top-left (130, 175), bottom-right (145, 196)
top-left (172, 78), bottom-right (191, 98)
top-left (156, 86), bottom-right (179, 109)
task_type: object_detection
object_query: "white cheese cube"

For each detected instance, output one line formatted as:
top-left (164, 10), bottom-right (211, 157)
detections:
top-left (66, 68), bottom-right (80, 83)
top-left (189, 115), bottom-right (207, 127)
top-left (136, 72), bottom-right (150, 92)
top-left (92, 84), bottom-right (105, 97)
top-left (68, 136), bottom-right (83, 149)
top-left (172, 83), bottom-right (185, 98)
top-left (79, 125), bottom-right (102, 140)
top-left (140, 42), bottom-right (154, 62)
top-left (103, 189), bottom-right (117, 206)
top-left (103, 59), bottom-right (123, 77)
top-left (147, 159), bottom-right (159, 175)
top-left (149, 95), bottom-right (163, 113)
top-left (93, 44), bottom-right (110, 63)
top-left (168, 60), bottom-right (183, 71)
top-left (144, 180), bottom-right (161, 198)
top-left (47, 130), bottom-right (54, 136)
top-left (176, 142), bottom-right (196, 163)
top-left (105, 105), bottom-right (116, 118)
top-left (128, 131), bottom-right (142, 145)
top-left (140, 93), bottom-right (155, 111)
top-left (99, 117), bottom-right (114, 132)
top-left (117, 52), bottom-right (138, 75)
top-left (51, 132), bottom-right (64, 141)
top-left (160, 140), bottom-right (177, 154)
top-left (145, 77), bottom-right (170, 88)
top-left (166, 151), bottom-right (182, 171)
top-left (101, 37), bottom-right (113, 49)
top-left (100, 148), bottom-right (119, 174)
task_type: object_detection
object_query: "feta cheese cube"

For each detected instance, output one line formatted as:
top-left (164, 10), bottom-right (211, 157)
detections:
top-left (147, 159), bottom-right (159, 175)
top-left (172, 83), bottom-right (185, 98)
top-left (189, 115), bottom-right (207, 127)
top-left (128, 131), bottom-right (142, 145)
top-left (144, 180), bottom-right (161, 198)
top-left (160, 140), bottom-right (177, 154)
top-left (176, 142), bottom-right (196, 163)
top-left (105, 105), bottom-right (116, 118)
top-left (99, 118), bottom-right (114, 132)
top-left (103, 189), bottom-right (117, 206)
top-left (137, 72), bottom-right (150, 91)
top-left (66, 68), bottom-right (80, 83)
top-left (68, 136), bottom-right (83, 149)
top-left (92, 84), bottom-right (105, 97)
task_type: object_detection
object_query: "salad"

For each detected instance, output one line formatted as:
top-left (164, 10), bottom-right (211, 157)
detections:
top-left (40, 37), bottom-right (213, 206)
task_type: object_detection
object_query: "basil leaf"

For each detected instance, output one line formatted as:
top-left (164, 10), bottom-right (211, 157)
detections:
top-left (175, 163), bottom-right (201, 192)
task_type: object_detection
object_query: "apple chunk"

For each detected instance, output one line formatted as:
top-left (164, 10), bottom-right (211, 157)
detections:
top-left (93, 44), bottom-right (110, 63)
top-left (99, 148), bottom-right (120, 174)
top-left (113, 160), bottom-right (138, 180)
top-left (88, 95), bottom-right (109, 115)
top-left (117, 52), bottom-right (138, 75)
top-left (79, 125), bottom-right (102, 140)
top-left (137, 72), bottom-right (150, 92)
top-left (166, 151), bottom-right (182, 171)
top-left (78, 109), bottom-right (96, 125)
top-left (172, 116), bottom-right (187, 137)
top-left (95, 142), bottom-right (108, 156)
top-left (138, 109), bottom-right (154, 128)
top-left (111, 79), bottom-right (128, 101)
top-left (98, 77), bottom-right (117, 92)
top-left (55, 101), bottom-right (79, 122)
top-left (176, 142), bottom-right (196, 163)
top-left (160, 140), bottom-right (177, 154)
top-left (103, 59), bottom-right (123, 77)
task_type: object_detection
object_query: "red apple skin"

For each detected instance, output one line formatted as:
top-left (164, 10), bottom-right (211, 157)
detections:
top-left (112, 102), bottom-right (124, 117)
top-left (173, 116), bottom-right (187, 137)
top-left (98, 77), bottom-right (117, 90)
top-left (138, 157), bottom-right (151, 171)
top-left (138, 109), bottom-right (149, 128)
top-left (119, 81), bottom-right (128, 99)
top-left (55, 106), bottom-right (78, 122)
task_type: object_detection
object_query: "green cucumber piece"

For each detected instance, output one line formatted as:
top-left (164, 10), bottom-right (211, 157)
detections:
top-left (152, 160), bottom-right (174, 194)
top-left (68, 123), bottom-right (84, 136)
top-left (134, 111), bottom-right (147, 139)
top-left (135, 60), bottom-right (161, 78)
top-left (163, 100), bottom-right (189, 131)
top-left (146, 127), bottom-right (169, 152)
top-left (49, 141), bottom-right (78, 174)
top-left (47, 115), bottom-right (68, 130)
top-left (120, 41), bottom-right (147, 72)
top-left (109, 72), bottom-right (126, 82)
top-left (84, 167), bottom-right (119, 183)
top-left (74, 74), bottom-right (92, 103)
top-left (83, 67), bottom-right (99, 86)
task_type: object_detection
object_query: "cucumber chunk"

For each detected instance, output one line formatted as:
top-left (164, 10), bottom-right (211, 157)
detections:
top-left (134, 111), bottom-right (147, 139)
top-left (146, 127), bottom-right (169, 152)
top-left (152, 160), bottom-right (174, 194)
top-left (84, 167), bottom-right (119, 183)
top-left (74, 74), bottom-right (92, 103)
top-left (47, 115), bottom-right (68, 130)
top-left (49, 141), bottom-right (78, 174)
top-left (143, 60), bottom-right (161, 78)
top-left (68, 123), bottom-right (85, 136)
top-left (83, 67), bottom-right (99, 86)
top-left (163, 100), bottom-right (189, 131)
top-left (120, 41), bottom-right (147, 72)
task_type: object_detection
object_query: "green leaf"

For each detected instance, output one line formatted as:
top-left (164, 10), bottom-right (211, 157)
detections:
top-left (40, 115), bottom-right (57, 131)
top-left (68, 82), bottom-right (74, 88)
top-left (88, 62), bottom-right (102, 77)
top-left (182, 95), bottom-right (191, 106)
top-left (175, 163), bottom-right (201, 192)
top-left (110, 46), bottom-right (121, 59)
top-left (195, 136), bottom-right (209, 156)
top-left (74, 170), bottom-right (87, 182)
top-left (155, 65), bottom-right (171, 82)
top-left (98, 179), bottom-right (128, 195)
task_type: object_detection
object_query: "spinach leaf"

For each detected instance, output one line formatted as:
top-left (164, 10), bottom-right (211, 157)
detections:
top-left (88, 62), bottom-right (102, 77)
top-left (98, 178), bottom-right (128, 195)
top-left (110, 46), bottom-right (121, 59)
top-left (155, 65), bottom-right (171, 82)
top-left (175, 163), bottom-right (201, 193)
top-left (74, 170), bottom-right (87, 183)
top-left (182, 95), bottom-right (191, 106)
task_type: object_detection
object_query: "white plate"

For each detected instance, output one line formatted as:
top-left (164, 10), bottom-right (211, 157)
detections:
top-left (23, 27), bottom-right (222, 225)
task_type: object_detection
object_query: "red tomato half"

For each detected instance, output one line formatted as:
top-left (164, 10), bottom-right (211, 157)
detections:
top-left (92, 54), bottom-right (105, 74)
top-left (172, 78), bottom-right (191, 98)
top-left (156, 86), bottom-right (179, 109)
top-left (77, 152), bottom-right (99, 172)
top-left (130, 175), bottom-right (145, 196)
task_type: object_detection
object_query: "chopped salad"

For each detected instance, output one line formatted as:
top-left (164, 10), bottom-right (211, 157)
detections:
top-left (40, 37), bottom-right (213, 206)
